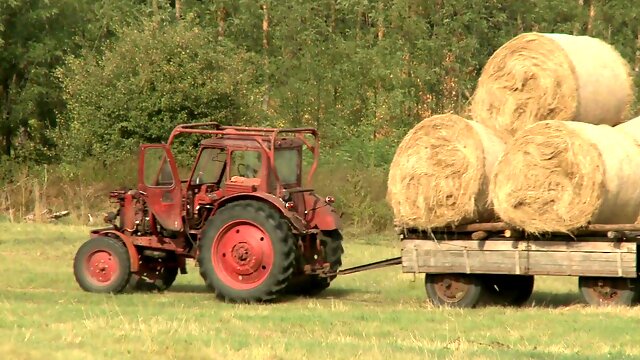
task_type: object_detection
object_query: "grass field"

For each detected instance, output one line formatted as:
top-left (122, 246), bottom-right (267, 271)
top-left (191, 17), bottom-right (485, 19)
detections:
top-left (1, 223), bottom-right (639, 359)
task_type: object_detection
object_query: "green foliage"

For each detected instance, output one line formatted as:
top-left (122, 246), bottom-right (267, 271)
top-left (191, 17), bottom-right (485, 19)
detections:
top-left (58, 19), bottom-right (262, 161)
top-left (0, 0), bottom-right (145, 162)
top-left (3, 0), bottom-right (640, 228)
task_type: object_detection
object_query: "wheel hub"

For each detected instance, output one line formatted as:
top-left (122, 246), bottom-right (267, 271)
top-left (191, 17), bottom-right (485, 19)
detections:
top-left (232, 243), bottom-right (252, 264)
top-left (433, 275), bottom-right (469, 302)
top-left (86, 250), bottom-right (118, 284)
top-left (587, 278), bottom-right (623, 302)
top-left (212, 220), bottom-right (273, 290)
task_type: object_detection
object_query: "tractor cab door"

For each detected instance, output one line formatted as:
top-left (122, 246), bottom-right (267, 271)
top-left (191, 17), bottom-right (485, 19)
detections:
top-left (138, 145), bottom-right (183, 231)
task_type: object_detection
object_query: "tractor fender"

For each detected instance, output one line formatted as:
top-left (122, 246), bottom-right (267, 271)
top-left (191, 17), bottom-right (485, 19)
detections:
top-left (303, 194), bottom-right (341, 231)
top-left (90, 228), bottom-right (140, 272)
top-left (213, 193), bottom-right (307, 233)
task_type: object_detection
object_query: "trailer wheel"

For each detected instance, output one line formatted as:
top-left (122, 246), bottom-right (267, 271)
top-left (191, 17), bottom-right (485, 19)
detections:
top-left (198, 200), bottom-right (295, 302)
top-left (73, 236), bottom-right (132, 294)
top-left (425, 274), bottom-right (485, 308)
top-left (579, 276), bottom-right (639, 306)
top-left (483, 275), bottom-right (535, 306)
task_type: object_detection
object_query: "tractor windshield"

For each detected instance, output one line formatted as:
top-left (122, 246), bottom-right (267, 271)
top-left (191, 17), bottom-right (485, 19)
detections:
top-left (191, 148), bottom-right (226, 185)
top-left (275, 149), bottom-right (301, 185)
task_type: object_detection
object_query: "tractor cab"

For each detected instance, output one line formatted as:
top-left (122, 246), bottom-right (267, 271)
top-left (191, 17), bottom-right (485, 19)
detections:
top-left (189, 133), bottom-right (305, 196)
top-left (135, 122), bottom-right (337, 234)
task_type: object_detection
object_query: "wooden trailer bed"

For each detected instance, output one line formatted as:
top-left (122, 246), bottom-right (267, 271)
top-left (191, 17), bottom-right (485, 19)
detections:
top-left (397, 222), bottom-right (640, 307)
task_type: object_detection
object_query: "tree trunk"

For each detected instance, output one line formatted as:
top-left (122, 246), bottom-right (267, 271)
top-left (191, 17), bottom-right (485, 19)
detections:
top-left (1, 82), bottom-right (11, 156)
top-left (574, 0), bottom-right (584, 35)
top-left (636, 26), bottom-right (640, 72)
top-left (175, 0), bottom-right (182, 20)
top-left (261, 3), bottom-right (270, 111)
top-left (262, 3), bottom-right (269, 49)
top-left (587, 0), bottom-right (595, 36)
top-left (152, 0), bottom-right (159, 15)
top-left (376, 2), bottom-right (384, 40)
top-left (217, 6), bottom-right (227, 38)
top-left (330, 0), bottom-right (336, 33)
top-left (152, 0), bottom-right (160, 27)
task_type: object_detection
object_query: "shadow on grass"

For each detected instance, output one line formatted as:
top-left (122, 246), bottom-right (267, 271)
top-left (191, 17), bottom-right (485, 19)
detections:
top-left (169, 284), bottom-right (211, 294)
top-left (527, 291), bottom-right (583, 308)
top-left (168, 283), bottom-right (378, 303)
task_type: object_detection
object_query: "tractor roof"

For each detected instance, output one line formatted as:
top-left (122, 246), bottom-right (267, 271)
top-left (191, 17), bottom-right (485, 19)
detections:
top-left (200, 135), bottom-right (304, 149)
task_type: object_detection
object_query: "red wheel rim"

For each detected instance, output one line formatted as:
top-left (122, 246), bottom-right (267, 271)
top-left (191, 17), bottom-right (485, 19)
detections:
top-left (212, 220), bottom-right (274, 290)
top-left (85, 250), bottom-right (119, 285)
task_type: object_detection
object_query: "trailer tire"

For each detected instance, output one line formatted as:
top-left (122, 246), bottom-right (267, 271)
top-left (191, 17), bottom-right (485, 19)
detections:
top-left (579, 276), bottom-right (640, 306)
top-left (425, 273), bottom-right (485, 308)
top-left (482, 275), bottom-right (534, 306)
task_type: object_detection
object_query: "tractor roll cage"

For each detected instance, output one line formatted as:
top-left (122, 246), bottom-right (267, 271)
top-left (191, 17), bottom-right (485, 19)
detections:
top-left (166, 122), bottom-right (320, 188)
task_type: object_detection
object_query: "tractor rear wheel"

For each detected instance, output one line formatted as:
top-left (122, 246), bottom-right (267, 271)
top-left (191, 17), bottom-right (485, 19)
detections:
top-left (289, 230), bottom-right (344, 296)
top-left (198, 200), bottom-right (295, 302)
top-left (73, 236), bottom-right (132, 294)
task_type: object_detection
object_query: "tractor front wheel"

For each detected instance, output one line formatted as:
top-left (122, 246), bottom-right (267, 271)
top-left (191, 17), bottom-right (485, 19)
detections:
top-left (73, 236), bottom-right (132, 293)
top-left (198, 201), bottom-right (295, 302)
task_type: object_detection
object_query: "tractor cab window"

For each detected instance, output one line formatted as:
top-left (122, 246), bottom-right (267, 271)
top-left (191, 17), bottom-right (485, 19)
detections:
top-left (274, 148), bottom-right (301, 185)
top-left (229, 150), bottom-right (262, 179)
top-left (143, 147), bottom-right (175, 187)
top-left (191, 148), bottom-right (226, 185)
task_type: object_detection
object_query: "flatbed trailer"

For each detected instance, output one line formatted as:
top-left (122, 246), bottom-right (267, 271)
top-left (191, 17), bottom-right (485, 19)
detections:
top-left (339, 222), bottom-right (640, 308)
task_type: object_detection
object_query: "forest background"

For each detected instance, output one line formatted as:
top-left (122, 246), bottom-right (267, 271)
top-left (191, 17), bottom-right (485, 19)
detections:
top-left (1, 0), bottom-right (639, 230)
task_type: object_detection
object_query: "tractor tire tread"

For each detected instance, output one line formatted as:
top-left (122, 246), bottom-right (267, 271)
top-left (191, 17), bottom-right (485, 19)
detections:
top-left (198, 200), bottom-right (295, 303)
top-left (73, 236), bottom-right (132, 294)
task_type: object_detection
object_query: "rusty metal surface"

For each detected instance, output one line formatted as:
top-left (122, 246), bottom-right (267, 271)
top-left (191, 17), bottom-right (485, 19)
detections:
top-left (137, 144), bottom-right (184, 232)
top-left (89, 229), bottom-right (140, 272)
top-left (85, 122), bottom-right (339, 296)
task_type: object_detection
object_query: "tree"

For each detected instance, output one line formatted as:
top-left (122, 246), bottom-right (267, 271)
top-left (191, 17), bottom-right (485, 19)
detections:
top-left (0, 0), bottom-right (145, 162)
top-left (58, 19), bottom-right (263, 162)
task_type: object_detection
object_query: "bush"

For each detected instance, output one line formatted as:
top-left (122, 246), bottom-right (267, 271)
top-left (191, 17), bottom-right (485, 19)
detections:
top-left (57, 18), bottom-right (263, 163)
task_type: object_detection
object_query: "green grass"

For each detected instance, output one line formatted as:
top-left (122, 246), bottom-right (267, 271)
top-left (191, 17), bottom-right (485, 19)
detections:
top-left (0, 224), bottom-right (639, 359)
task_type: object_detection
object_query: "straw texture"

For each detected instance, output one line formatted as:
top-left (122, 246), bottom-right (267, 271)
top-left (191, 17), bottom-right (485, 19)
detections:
top-left (387, 114), bottom-right (504, 229)
top-left (470, 33), bottom-right (633, 140)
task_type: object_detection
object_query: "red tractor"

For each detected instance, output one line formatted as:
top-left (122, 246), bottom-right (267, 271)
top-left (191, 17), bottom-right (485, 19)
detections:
top-left (73, 123), bottom-right (343, 302)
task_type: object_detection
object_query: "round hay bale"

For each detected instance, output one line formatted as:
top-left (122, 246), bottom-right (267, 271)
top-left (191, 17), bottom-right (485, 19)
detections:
top-left (387, 114), bottom-right (504, 229)
top-left (470, 33), bottom-right (633, 140)
top-left (615, 115), bottom-right (640, 145)
top-left (491, 121), bottom-right (640, 233)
